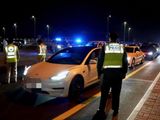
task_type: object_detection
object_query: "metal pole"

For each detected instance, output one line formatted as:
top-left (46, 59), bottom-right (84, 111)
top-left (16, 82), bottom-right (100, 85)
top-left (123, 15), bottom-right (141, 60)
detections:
top-left (2, 27), bottom-right (5, 38)
top-left (14, 23), bottom-right (17, 38)
top-left (128, 27), bottom-right (131, 42)
top-left (32, 16), bottom-right (36, 39)
top-left (107, 15), bottom-right (111, 39)
top-left (46, 24), bottom-right (50, 41)
top-left (123, 21), bottom-right (127, 43)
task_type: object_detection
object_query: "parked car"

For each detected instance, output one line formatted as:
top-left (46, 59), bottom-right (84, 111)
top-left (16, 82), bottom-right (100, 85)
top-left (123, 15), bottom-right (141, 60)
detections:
top-left (23, 46), bottom-right (100, 99)
top-left (13, 40), bottom-right (24, 48)
top-left (150, 43), bottom-right (160, 55)
top-left (125, 45), bottom-right (145, 68)
top-left (141, 45), bottom-right (159, 60)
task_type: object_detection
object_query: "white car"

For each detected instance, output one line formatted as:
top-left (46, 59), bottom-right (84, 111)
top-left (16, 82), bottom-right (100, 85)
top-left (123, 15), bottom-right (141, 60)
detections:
top-left (23, 46), bottom-right (100, 99)
top-left (125, 45), bottom-right (145, 68)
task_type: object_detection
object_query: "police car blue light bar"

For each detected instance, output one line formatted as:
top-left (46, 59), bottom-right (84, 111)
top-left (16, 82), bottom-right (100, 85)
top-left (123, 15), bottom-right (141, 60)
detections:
top-left (55, 37), bottom-right (62, 41)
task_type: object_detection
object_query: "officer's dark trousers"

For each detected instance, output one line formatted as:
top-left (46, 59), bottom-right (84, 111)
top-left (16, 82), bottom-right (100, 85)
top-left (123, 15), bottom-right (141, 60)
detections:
top-left (99, 68), bottom-right (122, 113)
top-left (6, 62), bottom-right (17, 83)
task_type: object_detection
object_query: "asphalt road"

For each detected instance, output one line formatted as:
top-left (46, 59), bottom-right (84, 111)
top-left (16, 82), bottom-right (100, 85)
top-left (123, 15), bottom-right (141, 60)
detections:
top-left (0, 48), bottom-right (160, 120)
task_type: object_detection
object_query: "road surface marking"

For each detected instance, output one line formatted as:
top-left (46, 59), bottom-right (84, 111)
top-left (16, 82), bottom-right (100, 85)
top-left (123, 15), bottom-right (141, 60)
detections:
top-left (127, 78), bottom-right (153, 82)
top-left (124, 61), bottom-right (152, 80)
top-left (127, 72), bottom-right (160, 120)
top-left (52, 62), bottom-right (151, 120)
top-left (53, 92), bottom-right (101, 120)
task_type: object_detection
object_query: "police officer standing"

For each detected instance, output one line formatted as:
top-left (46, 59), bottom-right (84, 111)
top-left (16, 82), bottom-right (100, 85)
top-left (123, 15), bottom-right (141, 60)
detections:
top-left (37, 39), bottom-right (47, 62)
top-left (92, 32), bottom-right (128, 120)
top-left (4, 38), bottom-right (20, 83)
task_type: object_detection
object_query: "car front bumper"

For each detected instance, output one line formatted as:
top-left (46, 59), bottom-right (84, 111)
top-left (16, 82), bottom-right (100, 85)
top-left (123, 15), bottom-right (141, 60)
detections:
top-left (23, 76), bottom-right (67, 97)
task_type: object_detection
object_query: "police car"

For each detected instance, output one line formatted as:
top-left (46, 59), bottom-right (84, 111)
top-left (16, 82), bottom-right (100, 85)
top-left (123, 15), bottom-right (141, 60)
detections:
top-left (23, 46), bottom-right (100, 99)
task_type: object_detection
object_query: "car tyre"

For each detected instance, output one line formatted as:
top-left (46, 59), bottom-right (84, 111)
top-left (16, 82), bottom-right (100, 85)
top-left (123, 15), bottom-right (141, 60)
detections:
top-left (68, 76), bottom-right (84, 101)
top-left (130, 58), bottom-right (135, 69)
top-left (140, 57), bottom-right (144, 64)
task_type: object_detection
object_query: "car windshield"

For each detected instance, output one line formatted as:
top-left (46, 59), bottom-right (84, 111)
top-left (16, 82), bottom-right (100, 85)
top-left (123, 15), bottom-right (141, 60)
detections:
top-left (125, 47), bottom-right (134, 53)
top-left (47, 47), bottom-right (93, 64)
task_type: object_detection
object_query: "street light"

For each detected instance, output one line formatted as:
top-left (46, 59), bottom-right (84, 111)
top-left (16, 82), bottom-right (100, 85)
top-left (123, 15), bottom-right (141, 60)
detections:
top-left (31, 15), bottom-right (36, 38)
top-left (46, 24), bottom-right (50, 41)
top-left (107, 14), bottom-right (111, 39)
top-left (123, 21), bottom-right (127, 43)
top-left (128, 27), bottom-right (131, 42)
top-left (13, 23), bottom-right (17, 38)
top-left (2, 27), bottom-right (5, 38)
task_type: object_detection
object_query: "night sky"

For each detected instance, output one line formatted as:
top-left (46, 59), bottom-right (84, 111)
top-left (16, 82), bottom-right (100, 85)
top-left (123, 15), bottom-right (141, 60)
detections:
top-left (0, 0), bottom-right (160, 42)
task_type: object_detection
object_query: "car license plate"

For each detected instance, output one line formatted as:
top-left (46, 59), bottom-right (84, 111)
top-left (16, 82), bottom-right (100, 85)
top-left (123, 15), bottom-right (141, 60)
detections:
top-left (26, 83), bottom-right (42, 88)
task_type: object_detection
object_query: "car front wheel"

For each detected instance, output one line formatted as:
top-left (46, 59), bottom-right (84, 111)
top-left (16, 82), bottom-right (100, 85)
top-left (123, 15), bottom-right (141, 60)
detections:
top-left (130, 58), bottom-right (135, 69)
top-left (68, 76), bottom-right (84, 101)
top-left (140, 57), bottom-right (144, 64)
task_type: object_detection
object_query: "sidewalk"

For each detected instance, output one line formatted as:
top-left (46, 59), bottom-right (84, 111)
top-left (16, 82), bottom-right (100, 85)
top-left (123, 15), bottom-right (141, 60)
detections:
top-left (130, 73), bottom-right (160, 120)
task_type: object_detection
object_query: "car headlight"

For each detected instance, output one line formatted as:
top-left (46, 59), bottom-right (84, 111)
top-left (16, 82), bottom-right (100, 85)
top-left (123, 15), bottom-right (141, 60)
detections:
top-left (127, 57), bottom-right (131, 61)
top-left (148, 52), bottom-right (153, 55)
top-left (51, 71), bottom-right (69, 81)
top-left (57, 45), bottom-right (62, 49)
top-left (156, 48), bottom-right (158, 51)
top-left (23, 66), bottom-right (31, 75)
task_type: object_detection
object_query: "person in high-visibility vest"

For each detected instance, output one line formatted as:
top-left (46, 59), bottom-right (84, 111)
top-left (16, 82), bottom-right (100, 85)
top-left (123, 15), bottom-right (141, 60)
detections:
top-left (92, 32), bottom-right (128, 120)
top-left (4, 39), bottom-right (20, 83)
top-left (37, 39), bottom-right (47, 62)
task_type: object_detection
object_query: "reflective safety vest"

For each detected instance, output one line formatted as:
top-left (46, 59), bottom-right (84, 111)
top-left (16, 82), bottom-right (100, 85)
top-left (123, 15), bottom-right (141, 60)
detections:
top-left (103, 43), bottom-right (124, 68)
top-left (38, 44), bottom-right (47, 56)
top-left (5, 44), bottom-right (18, 63)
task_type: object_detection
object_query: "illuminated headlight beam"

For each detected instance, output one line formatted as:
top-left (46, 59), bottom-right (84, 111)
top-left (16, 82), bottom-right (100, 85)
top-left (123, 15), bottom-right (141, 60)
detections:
top-left (23, 66), bottom-right (31, 75)
top-left (51, 71), bottom-right (69, 81)
top-left (148, 52), bottom-right (153, 55)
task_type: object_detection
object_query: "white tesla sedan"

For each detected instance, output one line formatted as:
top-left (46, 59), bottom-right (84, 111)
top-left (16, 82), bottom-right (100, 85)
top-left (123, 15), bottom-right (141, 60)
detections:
top-left (23, 46), bottom-right (100, 98)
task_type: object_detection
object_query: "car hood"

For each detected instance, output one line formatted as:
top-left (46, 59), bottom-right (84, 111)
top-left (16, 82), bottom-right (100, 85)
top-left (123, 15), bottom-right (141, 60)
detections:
top-left (27, 62), bottom-right (78, 80)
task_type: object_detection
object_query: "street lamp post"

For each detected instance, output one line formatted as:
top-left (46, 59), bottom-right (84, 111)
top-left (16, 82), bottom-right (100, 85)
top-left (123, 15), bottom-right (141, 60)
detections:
top-left (107, 14), bottom-right (111, 39)
top-left (46, 24), bottom-right (50, 41)
top-left (128, 27), bottom-right (131, 42)
top-left (13, 23), bottom-right (17, 38)
top-left (2, 27), bottom-right (5, 38)
top-left (31, 15), bottom-right (36, 39)
top-left (123, 21), bottom-right (127, 43)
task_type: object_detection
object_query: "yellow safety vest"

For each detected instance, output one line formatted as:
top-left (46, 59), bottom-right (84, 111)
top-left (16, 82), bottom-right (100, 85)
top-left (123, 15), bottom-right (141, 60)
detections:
top-left (5, 44), bottom-right (18, 63)
top-left (38, 44), bottom-right (47, 56)
top-left (103, 43), bottom-right (124, 68)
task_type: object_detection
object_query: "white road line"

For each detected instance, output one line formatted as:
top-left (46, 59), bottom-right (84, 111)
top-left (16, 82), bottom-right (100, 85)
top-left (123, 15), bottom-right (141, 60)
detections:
top-left (127, 72), bottom-right (160, 120)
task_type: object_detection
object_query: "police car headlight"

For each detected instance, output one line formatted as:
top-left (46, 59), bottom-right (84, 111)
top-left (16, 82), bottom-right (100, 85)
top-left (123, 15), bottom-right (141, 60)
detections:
top-left (148, 52), bottom-right (153, 55)
top-left (51, 71), bottom-right (69, 81)
top-left (23, 66), bottom-right (31, 75)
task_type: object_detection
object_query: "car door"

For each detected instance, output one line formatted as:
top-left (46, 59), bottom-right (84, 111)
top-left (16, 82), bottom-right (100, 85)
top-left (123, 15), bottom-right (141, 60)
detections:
top-left (84, 49), bottom-right (100, 85)
top-left (135, 47), bottom-right (143, 63)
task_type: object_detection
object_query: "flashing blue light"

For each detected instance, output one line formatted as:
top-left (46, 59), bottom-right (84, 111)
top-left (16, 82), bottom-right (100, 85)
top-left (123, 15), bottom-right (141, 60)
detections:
top-left (55, 37), bottom-right (62, 41)
top-left (76, 38), bottom-right (82, 43)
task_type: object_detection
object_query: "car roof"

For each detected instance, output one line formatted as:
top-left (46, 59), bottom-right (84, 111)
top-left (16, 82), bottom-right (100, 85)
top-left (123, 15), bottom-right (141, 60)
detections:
top-left (66, 46), bottom-right (97, 50)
